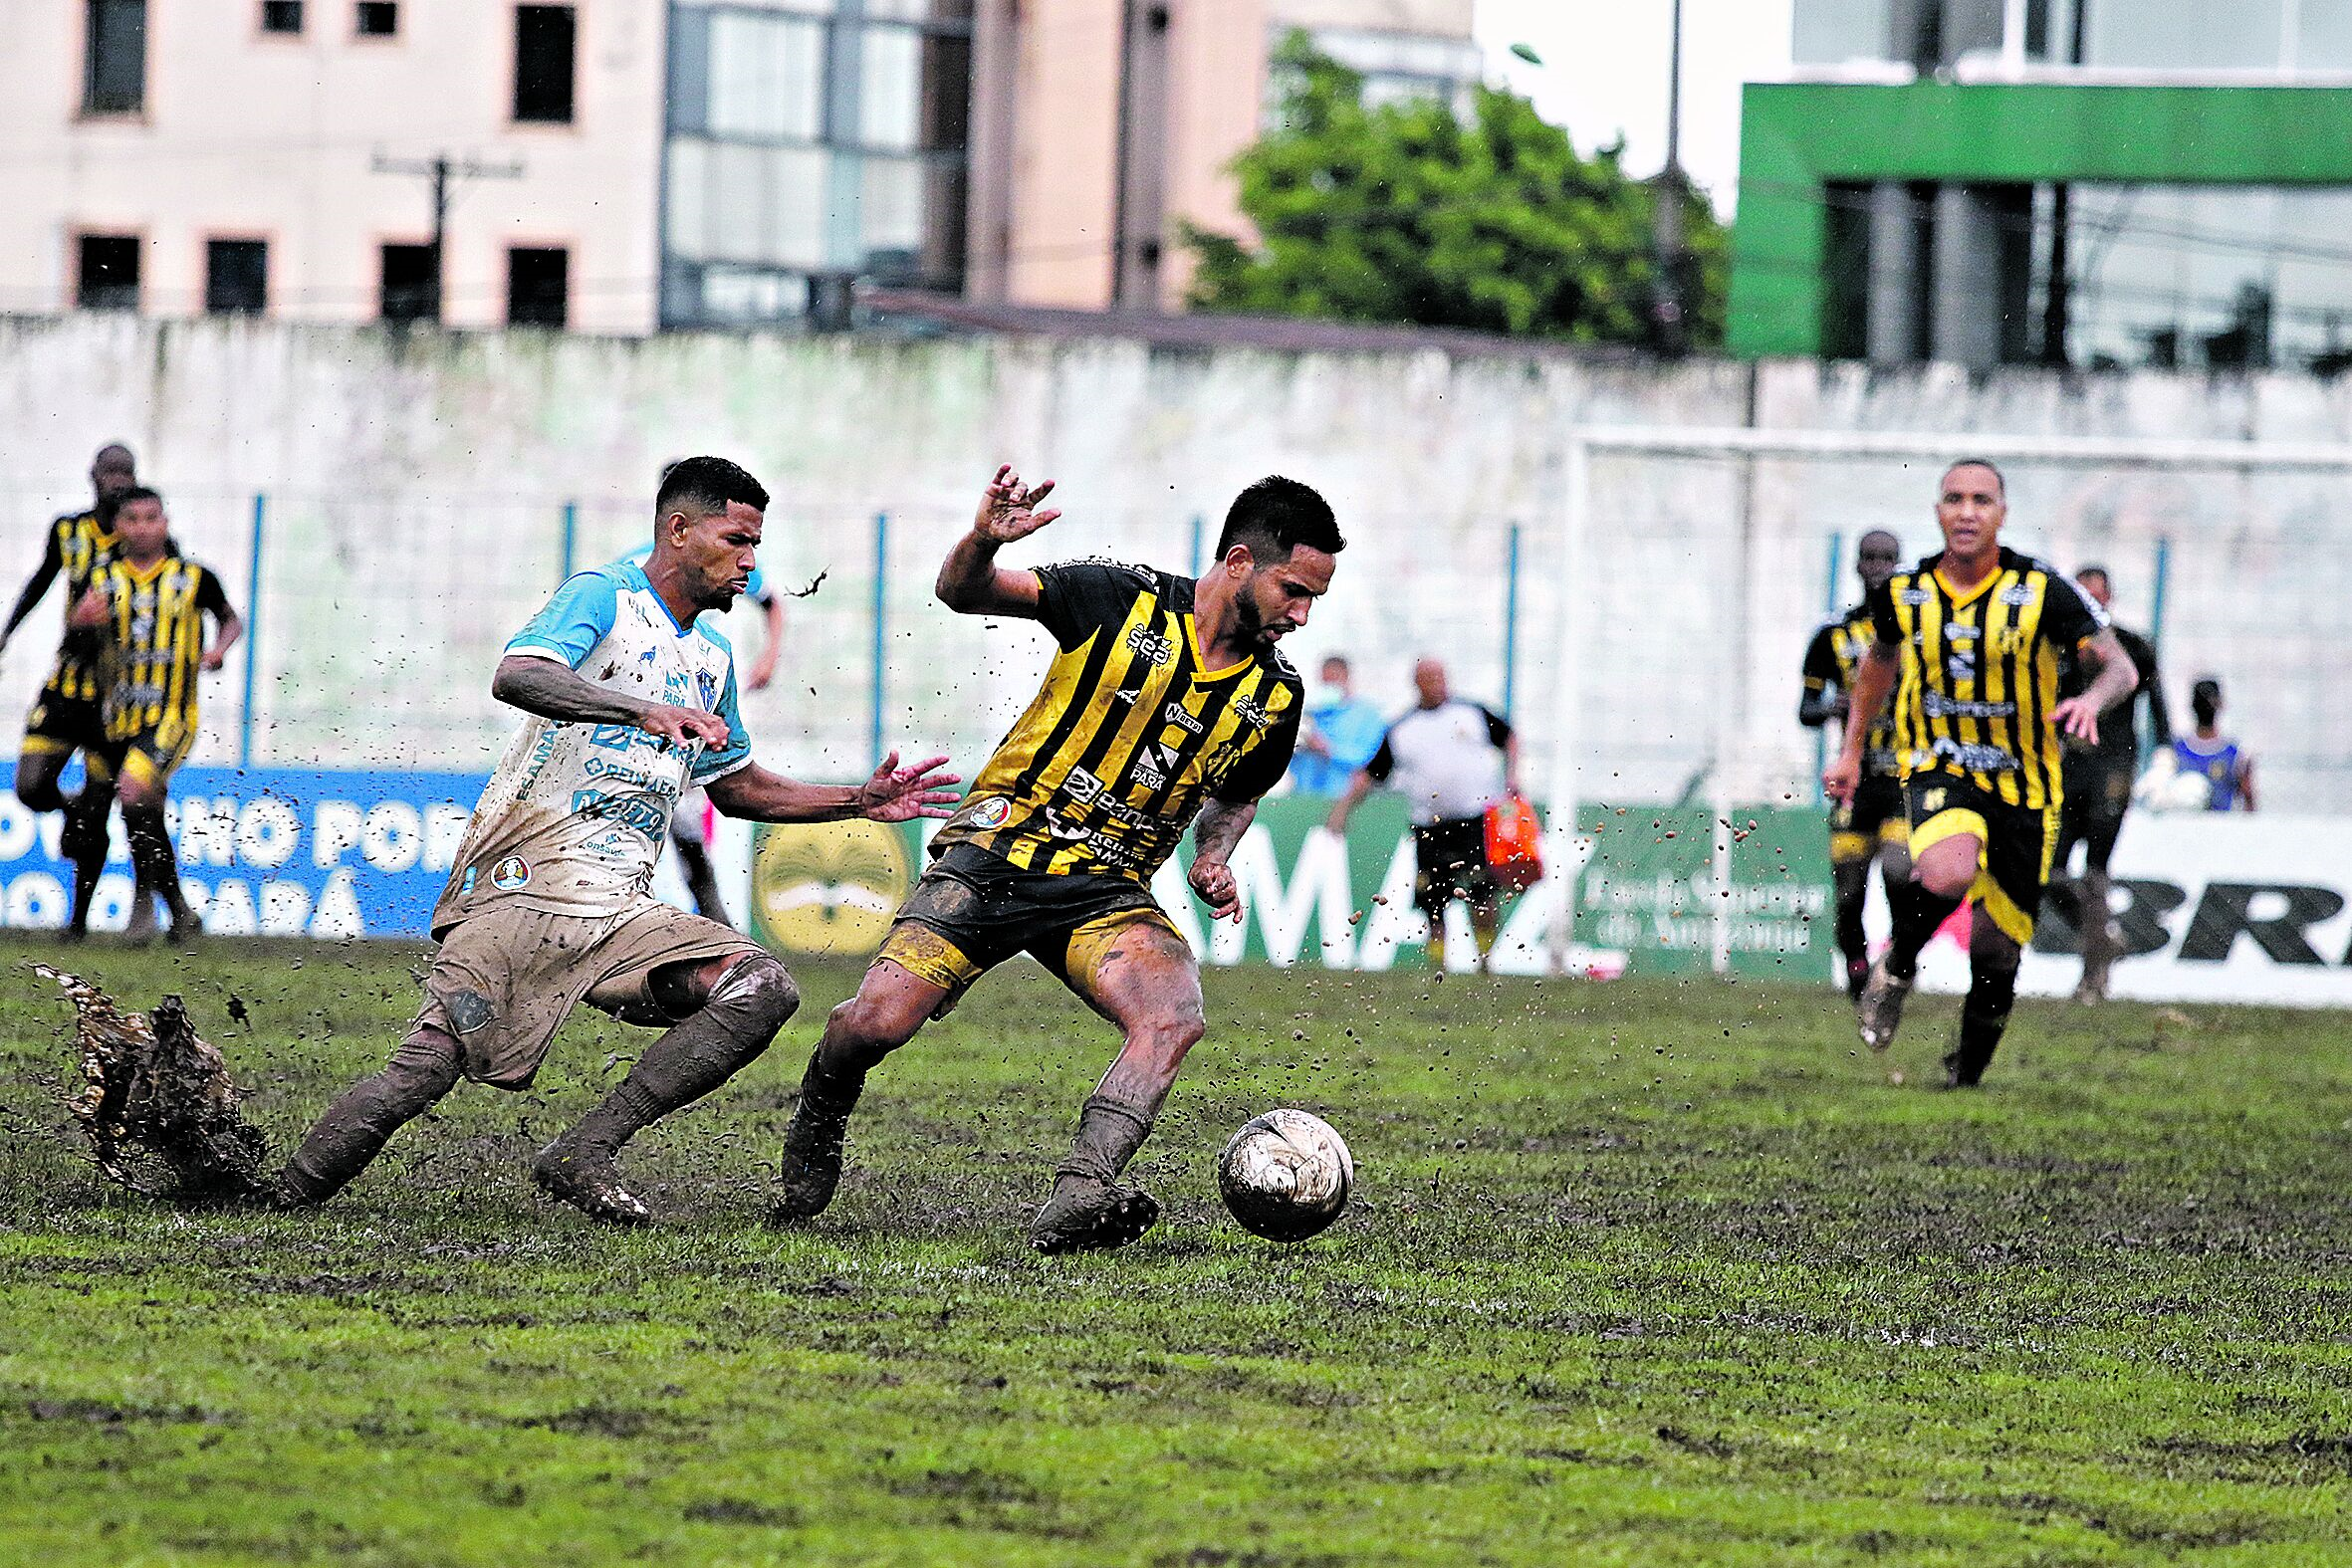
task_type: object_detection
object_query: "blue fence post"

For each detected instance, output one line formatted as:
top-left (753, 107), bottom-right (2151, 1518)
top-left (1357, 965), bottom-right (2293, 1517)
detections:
top-left (1189, 514), bottom-right (1205, 577)
top-left (238, 493), bottom-right (266, 771)
top-left (1813, 530), bottom-right (1843, 803)
top-left (560, 500), bottom-right (579, 582)
top-left (870, 512), bottom-right (889, 769)
top-left (1501, 522), bottom-right (1523, 720)
top-left (2146, 536), bottom-right (2172, 770)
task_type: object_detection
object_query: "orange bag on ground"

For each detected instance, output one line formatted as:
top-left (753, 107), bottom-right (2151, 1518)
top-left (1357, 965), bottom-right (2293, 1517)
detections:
top-left (1483, 793), bottom-right (1544, 893)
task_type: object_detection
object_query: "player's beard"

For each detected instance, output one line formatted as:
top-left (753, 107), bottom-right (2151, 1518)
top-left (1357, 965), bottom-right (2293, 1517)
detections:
top-left (1233, 577), bottom-right (1280, 647)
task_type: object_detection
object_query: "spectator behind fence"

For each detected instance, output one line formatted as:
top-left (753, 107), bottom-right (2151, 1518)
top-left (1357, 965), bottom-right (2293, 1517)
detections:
top-left (1325, 657), bottom-right (1519, 974)
top-left (1287, 655), bottom-right (1386, 797)
top-left (2173, 677), bottom-right (2257, 811)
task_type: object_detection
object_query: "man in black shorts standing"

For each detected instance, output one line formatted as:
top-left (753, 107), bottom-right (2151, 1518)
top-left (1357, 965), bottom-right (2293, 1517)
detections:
top-left (1799, 529), bottom-right (1910, 997)
top-left (1325, 658), bottom-right (1519, 974)
top-left (2051, 564), bottom-right (2167, 1003)
top-left (771, 467), bottom-right (1341, 1253)
top-left (1826, 461), bottom-right (2139, 1088)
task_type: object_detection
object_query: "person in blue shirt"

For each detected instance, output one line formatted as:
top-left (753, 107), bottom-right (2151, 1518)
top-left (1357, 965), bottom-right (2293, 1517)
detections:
top-left (2173, 677), bottom-right (2257, 811)
top-left (1289, 655), bottom-right (1386, 797)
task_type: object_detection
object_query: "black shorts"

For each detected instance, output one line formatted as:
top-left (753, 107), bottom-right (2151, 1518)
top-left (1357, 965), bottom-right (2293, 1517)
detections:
top-left (877, 842), bottom-right (1181, 1002)
top-left (1829, 773), bottom-right (1906, 865)
top-left (2055, 756), bottom-right (2133, 873)
top-left (1905, 773), bottom-right (2060, 945)
top-left (1411, 815), bottom-right (1498, 915)
top-left (21, 690), bottom-right (108, 762)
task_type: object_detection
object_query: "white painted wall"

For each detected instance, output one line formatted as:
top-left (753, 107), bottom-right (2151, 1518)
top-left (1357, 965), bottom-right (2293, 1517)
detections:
top-left (0, 314), bottom-right (2343, 812)
top-left (0, 0), bottom-right (664, 334)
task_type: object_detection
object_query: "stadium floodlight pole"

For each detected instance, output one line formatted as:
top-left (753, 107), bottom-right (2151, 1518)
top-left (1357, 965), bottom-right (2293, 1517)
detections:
top-left (1541, 436), bottom-right (1591, 976)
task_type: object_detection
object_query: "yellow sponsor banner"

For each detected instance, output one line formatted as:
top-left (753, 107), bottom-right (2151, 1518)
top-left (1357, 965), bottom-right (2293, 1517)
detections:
top-left (748, 819), bottom-right (918, 959)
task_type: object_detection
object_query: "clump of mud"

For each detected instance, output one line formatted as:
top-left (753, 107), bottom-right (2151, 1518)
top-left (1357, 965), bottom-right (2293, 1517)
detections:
top-left (41, 965), bottom-right (268, 1199)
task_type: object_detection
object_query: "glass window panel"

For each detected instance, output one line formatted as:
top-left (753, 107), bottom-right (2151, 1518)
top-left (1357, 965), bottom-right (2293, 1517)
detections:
top-left (709, 11), bottom-right (823, 141)
top-left (760, 145), bottom-right (829, 269)
top-left (702, 266), bottom-right (809, 325)
top-left (2294, 0), bottom-right (2352, 68)
top-left (1791, 0), bottom-right (1892, 65)
top-left (860, 25), bottom-right (923, 150)
top-left (667, 138), bottom-right (713, 255)
top-left (860, 153), bottom-right (925, 267)
top-left (2085, 0), bottom-right (2281, 69)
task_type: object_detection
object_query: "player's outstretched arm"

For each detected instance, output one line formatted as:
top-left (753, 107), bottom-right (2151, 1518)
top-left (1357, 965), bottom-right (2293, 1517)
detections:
top-left (935, 465), bottom-right (1060, 617)
top-left (1825, 642), bottom-right (1898, 801)
top-left (2050, 630), bottom-right (2138, 746)
top-left (706, 751), bottom-right (961, 824)
top-left (1189, 798), bottom-right (1255, 924)
top-left (491, 653), bottom-right (731, 751)
top-left (1, 529), bottom-right (67, 654)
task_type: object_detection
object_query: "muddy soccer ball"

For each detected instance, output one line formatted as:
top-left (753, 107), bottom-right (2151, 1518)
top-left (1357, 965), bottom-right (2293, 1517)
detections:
top-left (1217, 1109), bottom-right (1353, 1242)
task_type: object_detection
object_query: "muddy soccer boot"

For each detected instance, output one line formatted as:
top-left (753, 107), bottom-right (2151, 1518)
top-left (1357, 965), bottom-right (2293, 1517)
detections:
top-left (1856, 955), bottom-right (1914, 1053)
top-left (770, 1050), bottom-right (865, 1223)
top-left (1028, 1175), bottom-right (1161, 1255)
top-left (532, 1136), bottom-right (653, 1226)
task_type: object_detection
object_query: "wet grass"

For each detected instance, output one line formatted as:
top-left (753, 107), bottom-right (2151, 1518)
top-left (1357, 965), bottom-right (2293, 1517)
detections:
top-left (2, 935), bottom-right (2349, 1565)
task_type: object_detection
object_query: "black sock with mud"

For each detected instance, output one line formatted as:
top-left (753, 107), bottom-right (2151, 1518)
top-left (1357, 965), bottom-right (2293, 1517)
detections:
top-left (1948, 951), bottom-right (2020, 1086)
top-left (1887, 881), bottom-right (1964, 981)
top-left (1053, 1093), bottom-right (1158, 1197)
top-left (61, 793), bottom-right (112, 932)
top-left (123, 804), bottom-right (189, 923)
top-left (557, 956), bottom-right (799, 1164)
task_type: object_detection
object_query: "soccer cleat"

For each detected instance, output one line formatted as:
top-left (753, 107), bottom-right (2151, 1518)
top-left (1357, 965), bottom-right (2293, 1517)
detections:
top-left (1856, 957), bottom-right (1914, 1053)
top-left (770, 1055), bottom-right (863, 1224)
top-left (1029, 1180), bottom-right (1160, 1254)
top-left (532, 1142), bottom-right (652, 1226)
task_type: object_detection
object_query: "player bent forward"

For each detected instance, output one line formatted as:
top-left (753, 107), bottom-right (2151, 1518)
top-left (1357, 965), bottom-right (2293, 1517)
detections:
top-left (773, 469), bottom-right (1343, 1252)
top-left (274, 458), bottom-right (957, 1222)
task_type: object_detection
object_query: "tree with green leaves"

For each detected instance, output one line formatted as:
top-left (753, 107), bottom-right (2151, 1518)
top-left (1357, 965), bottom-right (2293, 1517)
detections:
top-left (1186, 36), bottom-right (1728, 348)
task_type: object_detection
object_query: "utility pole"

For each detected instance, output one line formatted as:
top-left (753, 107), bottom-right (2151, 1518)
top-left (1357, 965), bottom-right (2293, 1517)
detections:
top-left (370, 151), bottom-right (525, 323)
top-left (1650, 0), bottom-right (1688, 355)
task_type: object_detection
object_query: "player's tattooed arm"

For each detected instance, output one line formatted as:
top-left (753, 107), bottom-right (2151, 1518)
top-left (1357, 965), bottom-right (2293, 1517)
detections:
top-left (1189, 799), bottom-right (1255, 923)
top-left (491, 654), bottom-right (732, 751)
top-left (936, 465), bottom-right (1059, 617)
top-left (1824, 642), bottom-right (1899, 802)
top-left (707, 751), bottom-right (961, 823)
top-left (2051, 629), bottom-right (2139, 746)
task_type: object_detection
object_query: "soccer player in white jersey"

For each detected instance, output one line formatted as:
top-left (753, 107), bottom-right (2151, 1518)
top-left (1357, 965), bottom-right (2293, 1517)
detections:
top-left (273, 457), bottom-right (958, 1223)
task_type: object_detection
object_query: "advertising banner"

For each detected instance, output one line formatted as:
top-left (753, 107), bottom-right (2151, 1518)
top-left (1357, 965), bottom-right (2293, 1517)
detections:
top-left (0, 764), bottom-right (488, 939)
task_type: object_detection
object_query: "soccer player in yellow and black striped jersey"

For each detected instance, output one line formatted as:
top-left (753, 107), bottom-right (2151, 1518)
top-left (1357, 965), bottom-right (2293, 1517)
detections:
top-left (1798, 529), bottom-right (1910, 998)
top-left (774, 468), bottom-right (1341, 1253)
top-left (2, 444), bottom-right (140, 927)
top-left (1826, 460), bottom-right (2138, 1088)
top-left (70, 488), bottom-right (242, 942)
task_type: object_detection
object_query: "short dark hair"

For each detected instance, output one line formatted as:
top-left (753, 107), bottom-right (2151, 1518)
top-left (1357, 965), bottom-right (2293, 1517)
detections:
top-left (113, 486), bottom-right (162, 513)
top-left (2076, 563), bottom-right (2110, 586)
top-left (1215, 476), bottom-right (1343, 564)
top-left (1942, 458), bottom-right (2005, 496)
top-left (656, 455), bottom-right (769, 521)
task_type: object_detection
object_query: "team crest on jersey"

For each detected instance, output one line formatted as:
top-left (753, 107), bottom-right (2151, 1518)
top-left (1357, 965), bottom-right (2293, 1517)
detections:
top-left (970, 797), bottom-right (1012, 830)
top-left (490, 855), bottom-right (532, 891)
top-left (2001, 583), bottom-right (2035, 605)
top-left (1125, 624), bottom-right (1176, 666)
top-left (697, 668), bottom-right (721, 708)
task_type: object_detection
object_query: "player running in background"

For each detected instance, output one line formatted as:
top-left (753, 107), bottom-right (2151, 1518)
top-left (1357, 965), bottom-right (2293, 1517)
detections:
top-left (772, 468), bottom-right (1340, 1253)
top-left (2173, 677), bottom-right (2257, 810)
top-left (2, 444), bottom-right (141, 932)
top-left (611, 525), bottom-right (789, 927)
top-left (69, 489), bottom-right (242, 941)
top-left (272, 458), bottom-right (957, 1223)
top-left (1826, 460), bottom-right (2138, 1088)
top-left (1798, 529), bottom-right (1910, 998)
top-left (2051, 565), bottom-right (2169, 1002)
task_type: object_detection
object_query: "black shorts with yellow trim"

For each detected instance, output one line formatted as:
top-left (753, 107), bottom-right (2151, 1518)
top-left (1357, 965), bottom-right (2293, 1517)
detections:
top-left (97, 718), bottom-right (196, 793)
top-left (878, 842), bottom-right (1183, 1005)
top-left (1828, 773), bottom-right (1907, 865)
top-left (21, 690), bottom-right (109, 763)
top-left (1904, 772), bottom-right (2059, 945)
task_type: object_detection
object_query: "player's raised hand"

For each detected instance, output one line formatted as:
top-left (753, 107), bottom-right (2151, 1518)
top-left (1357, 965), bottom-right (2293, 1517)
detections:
top-left (1821, 752), bottom-right (1860, 803)
top-left (855, 751), bottom-right (963, 821)
top-left (1190, 856), bottom-right (1244, 924)
top-left (67, 588), bottom-right (108, 631)
top-left (974, 465), bottom-right (1059, 544)
top-left (2050, 696), bottom-right (2101, 747)
top-left (637, 704), bottom-right (732, 751)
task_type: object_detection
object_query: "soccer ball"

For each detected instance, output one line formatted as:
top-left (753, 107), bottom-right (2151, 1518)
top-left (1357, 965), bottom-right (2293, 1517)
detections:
top-left (1216, 1109), bottom-right (1353, 1242)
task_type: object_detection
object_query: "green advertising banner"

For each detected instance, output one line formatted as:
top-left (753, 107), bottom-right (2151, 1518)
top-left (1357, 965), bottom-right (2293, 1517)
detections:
top-left (749, 796), bottom-right (1838, 983)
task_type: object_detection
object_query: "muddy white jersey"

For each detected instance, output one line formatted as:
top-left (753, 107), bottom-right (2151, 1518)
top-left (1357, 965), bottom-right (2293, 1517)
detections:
top-left (434, 560), bottom-right (752, 928)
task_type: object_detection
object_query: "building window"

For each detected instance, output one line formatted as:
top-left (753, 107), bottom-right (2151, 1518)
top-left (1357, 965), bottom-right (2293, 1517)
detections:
top-left (261, 1), bottom-right (304, 34)
top-left (77, 235), bottom-right (140, 311)
top-left (380, 243), bottom-right (435, 322)
top-left (206, 240), bottom-right (269, 315)
top-left (83, 0), bottom-right (147, 115)
top-left (514, 5), bottom-right (577, 122)
top-left (507, 246), bottom-right (569, 328)
top-left (355, 1), bottom-right (398, 37)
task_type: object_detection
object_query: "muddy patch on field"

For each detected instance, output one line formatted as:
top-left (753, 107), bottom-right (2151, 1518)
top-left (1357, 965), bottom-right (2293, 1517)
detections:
top-left (2146, 1432), bottom-right (2352, 1481)
top-left (684, 1497), bottom-right (803, 1527)
top-left (508, 1403), bottom-right (697, 1440)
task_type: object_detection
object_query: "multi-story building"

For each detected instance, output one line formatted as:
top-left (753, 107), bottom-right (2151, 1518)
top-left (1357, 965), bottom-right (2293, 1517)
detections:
top-left (1730, 0), bottom-right (2352, 370)
top-left (2, 0), bottom-right (1479, 336)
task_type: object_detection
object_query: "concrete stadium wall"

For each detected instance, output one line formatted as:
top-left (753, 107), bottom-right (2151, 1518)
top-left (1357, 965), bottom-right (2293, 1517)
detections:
top-left (0, 313), bottom-right (2343, 810)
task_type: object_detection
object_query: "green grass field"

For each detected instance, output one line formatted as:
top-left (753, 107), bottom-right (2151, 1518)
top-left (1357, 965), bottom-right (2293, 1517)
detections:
top-left (2, 935), bottom-right (2348, 1566)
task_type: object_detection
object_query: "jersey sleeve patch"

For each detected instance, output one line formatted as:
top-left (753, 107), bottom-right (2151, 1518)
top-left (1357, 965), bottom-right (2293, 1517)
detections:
top-left (1034, 560), bottom-right (1153, 650)
top-left (688, 654), bottom-right (754, 787)
top-left (506, 569), bottom-right (622, 668)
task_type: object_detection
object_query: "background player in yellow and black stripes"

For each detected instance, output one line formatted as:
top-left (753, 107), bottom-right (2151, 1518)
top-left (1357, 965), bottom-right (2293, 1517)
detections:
top-left (1798, 528), bottom-right (1910, 998)
top-left (2, 442), bottom-right (140, 925)
top-left (69, 488), bottom-right (242, 942)
top-left (774, 467), bottom-right (1342, 1253)
top-left (1825, 460), bottom-right (2138, 1088)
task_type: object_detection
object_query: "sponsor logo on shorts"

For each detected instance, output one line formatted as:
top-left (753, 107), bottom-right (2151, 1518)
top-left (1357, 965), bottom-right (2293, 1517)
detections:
top-left (970, 797), bottom-right (1012, 830)
top-left (490, 855), bottom-right (532, 891)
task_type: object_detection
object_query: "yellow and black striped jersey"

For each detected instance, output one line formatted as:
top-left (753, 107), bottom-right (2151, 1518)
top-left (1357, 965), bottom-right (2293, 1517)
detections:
top-left (92, 556), bottom-right (232, 745)
top-left (930, 560), bottom-right (1302, 881)
top-left (38, 510), bottom-right (123, 703)
top-left (1868, 547), bottom-right (2106, 811)
top-left (1801, 603), bottom-right (1901, 779)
